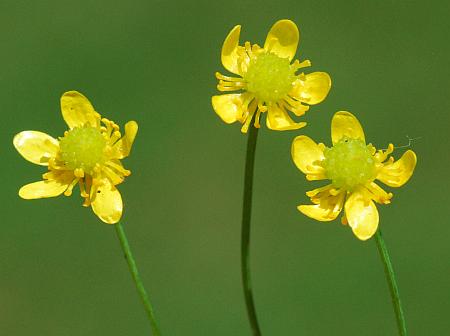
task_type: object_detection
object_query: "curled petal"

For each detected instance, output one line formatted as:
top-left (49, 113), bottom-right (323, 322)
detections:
top-left (221, 25), bottom-right (242, 75)
top-left (266, 104), bottom-right (306, 131)
top-left (19, 171), bottom-right (74, 199)
top-left (291, 72), bottom-right (331, 105)
top-left (291, 135), bottom-right (325, 176)
top-left (212, 94), bottom-right (248, 124)
top-left (298, 187), bottom-right (345, 221)
top-left (13, 131), bottom-right (59, 166)
top-left (264, 19), bottom-right (299, 61)
top-left (331, 111), bottom-right (365, 145)
top-left (91, 179), bottom-right (123, 224)
top-left (377, 150), bottom-right (417, 187)
top-left (112, 121), bottom-right (138, 159)
top-left (61, 91), bottom-right (100, 129)
top-left (345, 191), bottom-right (379, 240)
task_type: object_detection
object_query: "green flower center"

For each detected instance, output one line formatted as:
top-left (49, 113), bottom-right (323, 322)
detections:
top-left (323, 138), bottom-right (376, 190)
top-left (59, 126), bottom-right (106, 174)
top-left (244, 52), bottom-right (296, 103)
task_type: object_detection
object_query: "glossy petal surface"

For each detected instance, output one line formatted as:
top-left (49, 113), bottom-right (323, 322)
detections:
top-left (298, 190), bottom-right (344, 221)
top-left (91, 179), bottom-right (123, 224)
top-left (19, 179), bottom-right (70, 199)
top-left (345, 191), bottom-right (379, 240)
top-left (61, 91), bottom-right (99, 129)
top-left (266, 104), bottom-right (305, 130)
top-left (377, 150), bottom-right (417, 187)
top-left (331, 111), bottom-right (365, 145)
top-left (13, 131), bottom-right (59, 166)
top-left (264, 19), bottom-right (299, 61)
top-left (112, 121), bottom-right (138, 159)
top-left (291, 135), bottom-right (325, 175)
top-left (221, 25), bottom-right (242, 75)
top-left (291, 72), bottom-right (331, 105)
top-left (212, 94), bottom-right (246, 124)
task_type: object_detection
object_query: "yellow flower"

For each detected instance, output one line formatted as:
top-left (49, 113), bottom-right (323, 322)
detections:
top-left (13, 91), bottom-right (138, 224)
top-left (212, 19), bottom-right (331, 133)
top-left (291, 111), bottom-right (417, 240)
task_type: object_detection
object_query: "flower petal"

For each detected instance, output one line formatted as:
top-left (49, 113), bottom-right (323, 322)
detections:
top-left (60, 91), bottom-right (100, 129)
top-left (19, 174), bottom-right (72, 199)
top-left (112, 121), bottom-right (138, 159)
top-left (291, 72), bottom-right (331, 105)
top-left (331, 111), bottom-right (365, 145)
top-left (91, 179), bottom-right (123, 224)
top-left (221, 25), bottom-right (242, 75)
top-left (298, 187), bottom-right (345, 221)
top-left (264, 19), bottom-right (299, 61)
top-left (377, 150), bottom-right (417, 187)
top-left (345, 191), bottom-right (379, 240)
top-left (13, 131), bottom-right (59, 166)
top-left (212, 93), bottom-right (247, 124)
top-left (266, 104), bottom-right (306, 131)
top-left (291, 135), bottom-right (325, 176)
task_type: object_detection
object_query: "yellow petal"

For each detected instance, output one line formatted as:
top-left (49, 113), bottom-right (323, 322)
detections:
top-left (298, 187), bottom-right (345, 221)
top-left (331, 111), bottom-right (365, 145)
top-left (377, 150), bottom-right (417, 187)
top-left (91, 179), bottom-right (123, 224)
top-left (266, 104), bottom-right (306, 131)
top-left (19, 178), bottom-right (71, 199)
top-left (13, 131), bottom-right (59, 166)
top-left (112, 121), bottom-right (138, 159)
top-left (212, 94), bottom-right (246, 124)
top-left (264, 19), bottom-right (299, 61)
top-left (60, 91), bottom-right (100, 129)
top-left (291, 72), bottom-right (331, 105)
top-left (345, 191), bottom-right (379, 240)
top-left (221, 25), bottom-right (242, 75)
top-left (291, 135), bottom-right (325, 175)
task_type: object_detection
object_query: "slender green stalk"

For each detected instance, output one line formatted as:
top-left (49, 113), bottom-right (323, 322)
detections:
top-left (241, 125), bottom-right (262, 336)
top-left (374, 229), bottom-right (407, 336)
top-left (115, 222), bottom-right (161, 335)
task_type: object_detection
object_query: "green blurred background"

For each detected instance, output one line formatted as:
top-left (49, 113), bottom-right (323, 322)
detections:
top-left (1, 0), bottom-right (449, 335)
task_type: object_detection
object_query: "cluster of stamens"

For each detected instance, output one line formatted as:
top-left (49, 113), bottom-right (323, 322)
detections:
top-left (323, 138), bottom-right (377, 191)
top-left (48, 117), bottom-right (131, 204)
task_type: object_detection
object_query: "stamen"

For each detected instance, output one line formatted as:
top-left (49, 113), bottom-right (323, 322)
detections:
top-left (109, 131), bottom-right (122, 145)
top-left (105, 161), bottom-right (131, 176)
top-left (74, 168), bottom-right (84, 178)
top-left (257, 102), bottom-right (267, 112)
top-left (217, 85), bottom-right (241, 92)
top-left (64, 177), bottom-right (80, 196)
top-left (240, 108), bottom-right (256, 133)
top-left (215, 72), bottom-right (244, 82)
top-left (102, 166), bottom-right (124, 185)
top-left (79, 179), bottom-right (89, 198)
top-left (254, 110), bottom-right (262, 128)
top-left (297, 59), bottom-right (312, 69)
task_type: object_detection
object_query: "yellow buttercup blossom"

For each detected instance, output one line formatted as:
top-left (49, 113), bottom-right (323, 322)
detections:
top-left (291, 111), bottom-right (417, 240)
top-left (13, 91), bottom-right (138, 224)
top-left (212, 19), bottom-right (331, 133)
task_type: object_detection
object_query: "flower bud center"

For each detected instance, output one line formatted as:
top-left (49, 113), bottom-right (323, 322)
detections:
top-left (323, 138), bottom-right (376, 190)
top-left (244, 52), bottom-right (296, 103)
top-left (59, 126), bottom-right (106, 174)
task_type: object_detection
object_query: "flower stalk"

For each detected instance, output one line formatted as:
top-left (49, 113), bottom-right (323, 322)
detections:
top-left (115, 222), bottom-right (161, 335)
top-left (241, 124), bottom-right (262, 336)
top-left (374, 229), bottom-right (407, 336)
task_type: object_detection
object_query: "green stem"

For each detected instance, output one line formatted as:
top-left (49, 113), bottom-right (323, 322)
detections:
top-left (241, 125), bottom-right (262, 336)
top-left (374, 229), bottom-right (407, 336)
top-left (115, 222), bottom-right (161, 335)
